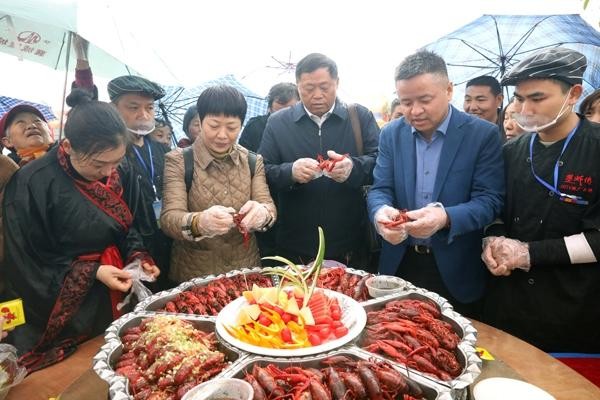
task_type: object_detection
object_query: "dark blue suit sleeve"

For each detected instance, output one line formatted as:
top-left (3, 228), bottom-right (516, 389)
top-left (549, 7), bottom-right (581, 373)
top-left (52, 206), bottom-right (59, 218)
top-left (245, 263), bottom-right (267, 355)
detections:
top-left (444, 126), bottom-right (505, 243)
top-left (367, 123), bottom-right (397, 222)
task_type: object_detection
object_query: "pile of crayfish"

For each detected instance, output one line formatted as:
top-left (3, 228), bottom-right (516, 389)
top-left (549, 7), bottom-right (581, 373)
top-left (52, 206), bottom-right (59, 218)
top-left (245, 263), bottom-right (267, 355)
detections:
top-left (244, 356), bottom-right (424, 400)
top-left (160, 273), bottom-right (273, 315)
top-left (310, 267), bottom-right (372, 302)
top-left (115, 316), bottom-right (229, 400)
top-left (361, 299), bottom-right (462, 380)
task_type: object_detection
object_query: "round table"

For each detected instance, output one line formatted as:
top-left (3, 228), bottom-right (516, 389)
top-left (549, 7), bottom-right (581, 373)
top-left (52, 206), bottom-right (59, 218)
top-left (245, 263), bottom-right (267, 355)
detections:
top-left (5, 321), bottom-right (600, 400)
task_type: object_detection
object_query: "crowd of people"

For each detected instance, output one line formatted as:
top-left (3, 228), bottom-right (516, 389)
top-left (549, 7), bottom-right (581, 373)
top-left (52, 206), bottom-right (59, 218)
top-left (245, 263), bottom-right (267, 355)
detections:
top-left (0, 40), bottom-right (599, 373)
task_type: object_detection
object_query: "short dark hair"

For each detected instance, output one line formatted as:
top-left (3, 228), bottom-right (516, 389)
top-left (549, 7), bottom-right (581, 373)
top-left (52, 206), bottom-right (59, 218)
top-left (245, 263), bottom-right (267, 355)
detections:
top-left (390, 98), bottom-right (401, 113)
top-left (580, 89), bottom-right (600, 115)
top-left (466, 75), bottom-right (502, 96)
top-left (155, 118), bottom-right (172, 130)
top-left (267, 82), bottom-right (299, 109)
top-left (196, 85), bottom-right (247, 123)
top-left (65, 89), bottom-right (129, 158)
top-left (295, 53), bottom-right (338, 81)
top-left (395, 50), bottom-right (448, 81)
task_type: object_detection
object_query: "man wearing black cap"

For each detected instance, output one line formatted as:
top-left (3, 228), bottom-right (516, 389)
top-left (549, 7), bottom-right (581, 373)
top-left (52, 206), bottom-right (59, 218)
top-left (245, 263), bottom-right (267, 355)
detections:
top-left (108, 75), bottom-right (173, 289)
top-left (482, 47), bottom-right (600, 352)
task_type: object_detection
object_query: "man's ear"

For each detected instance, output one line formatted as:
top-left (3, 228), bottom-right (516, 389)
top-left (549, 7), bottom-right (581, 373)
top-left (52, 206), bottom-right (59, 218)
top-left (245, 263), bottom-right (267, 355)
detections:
top-left (62, 139), bottom-right (72, 154)
top-left (1, 136), bottom-right (11, 149)
top-left (569, 84), bottom-right (583, 105)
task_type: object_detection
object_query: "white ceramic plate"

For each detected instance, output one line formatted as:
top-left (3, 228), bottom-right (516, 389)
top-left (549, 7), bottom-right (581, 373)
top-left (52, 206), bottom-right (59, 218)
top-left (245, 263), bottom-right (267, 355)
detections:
top-left (215, 288), bottom-right (366, 357)
top-left (473, 377), bottom-right (556, 400)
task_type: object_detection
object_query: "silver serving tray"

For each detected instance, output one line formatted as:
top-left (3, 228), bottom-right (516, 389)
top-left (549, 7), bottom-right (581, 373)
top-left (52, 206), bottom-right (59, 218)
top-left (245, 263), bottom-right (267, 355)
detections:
top-left (358, 290), bottom-right (481, 390)
top-left (99, 268), bottom-right (481, 399)
top-left (95, 311), bottom-right (248, 400)
top-left (220, 347), bottom-right (452, 400)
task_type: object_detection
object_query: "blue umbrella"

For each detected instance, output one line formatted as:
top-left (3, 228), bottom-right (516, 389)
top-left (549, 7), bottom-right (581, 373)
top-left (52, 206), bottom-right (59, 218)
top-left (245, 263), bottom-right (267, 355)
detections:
top-left (157, 74), bottom-right (268, 145)
top-left (0, 95), bottom-right (56, 121)
top-left (423, 14), bottom-right (600, 107)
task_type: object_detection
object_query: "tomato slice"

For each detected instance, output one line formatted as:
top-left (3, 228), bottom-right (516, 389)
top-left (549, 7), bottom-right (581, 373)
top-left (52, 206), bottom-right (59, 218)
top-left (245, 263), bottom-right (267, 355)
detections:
top-left (334, 326), bottom-right (349, 338)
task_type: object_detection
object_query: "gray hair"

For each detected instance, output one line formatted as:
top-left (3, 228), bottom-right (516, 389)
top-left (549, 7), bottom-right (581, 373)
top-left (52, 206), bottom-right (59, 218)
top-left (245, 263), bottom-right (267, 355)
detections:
top-left (394, 50), bottom-right (448, 81)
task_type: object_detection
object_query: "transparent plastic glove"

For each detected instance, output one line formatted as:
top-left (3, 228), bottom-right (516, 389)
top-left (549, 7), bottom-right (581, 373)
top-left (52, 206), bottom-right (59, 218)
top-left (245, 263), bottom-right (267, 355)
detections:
top-left (488, 237), bottom-right (531, 274)
top-left (324, 150), bottom-right (353, 182)
top-left (482, 236), bottom-right (511, 276)
top-left (404, 203), bottom-right (448, 239)
top-left (196, 205), bottom-right (236, 237)
top-left (374, 205), bottom-right (408, 245)
top-left (96, 265), bottom-right (132, 292)
top-left (0, 344), bottom-right (27, 390)
top-left (0, 318), bottom-right (7, 340)
top-left (239, 200), bottom-right (270, 231)
top-left (292, 158), bottom-right (321, 183)
top-left (117, 259), bottom-right (157, 310)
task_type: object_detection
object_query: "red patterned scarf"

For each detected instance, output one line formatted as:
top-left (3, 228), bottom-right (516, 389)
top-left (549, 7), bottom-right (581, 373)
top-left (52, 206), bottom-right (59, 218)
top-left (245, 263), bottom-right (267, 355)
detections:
top-left (19, 144), bottom-right (134, 373)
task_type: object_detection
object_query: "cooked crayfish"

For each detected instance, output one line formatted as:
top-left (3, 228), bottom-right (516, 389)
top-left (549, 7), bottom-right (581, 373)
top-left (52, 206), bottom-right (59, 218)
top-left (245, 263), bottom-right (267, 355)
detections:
top-left (161, 273), bottom-right (273, 315)
top-left (115, 316), bottom-right (229, 400)
top-left (309, 267), bottom-right (371, 301)
top-left (244, 356), bottom-right (424, 400)
top-left (382, 210), bottom-right (413, 228)
top-left (316, 153), bottom-right (349, 172)
top-left (361, 298), bottom-right (462, 380)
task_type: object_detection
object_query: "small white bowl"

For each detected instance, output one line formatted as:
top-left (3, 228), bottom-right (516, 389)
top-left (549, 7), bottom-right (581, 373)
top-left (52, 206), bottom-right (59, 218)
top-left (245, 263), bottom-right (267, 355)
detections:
top-left (182, 378), bottom-right (254, 400)
top-left (365, 275), bottom-right (407, 298)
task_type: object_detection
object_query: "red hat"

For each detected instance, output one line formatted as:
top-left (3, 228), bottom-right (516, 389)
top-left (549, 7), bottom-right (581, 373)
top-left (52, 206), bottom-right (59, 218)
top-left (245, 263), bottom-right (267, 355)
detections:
top-left (0, 104), bottom-right (47, 139)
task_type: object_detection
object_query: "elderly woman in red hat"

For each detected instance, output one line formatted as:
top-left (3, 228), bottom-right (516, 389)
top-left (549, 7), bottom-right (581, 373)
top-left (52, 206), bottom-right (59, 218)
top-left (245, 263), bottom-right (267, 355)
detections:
top-left (0, 104), bottom-right (53, 166)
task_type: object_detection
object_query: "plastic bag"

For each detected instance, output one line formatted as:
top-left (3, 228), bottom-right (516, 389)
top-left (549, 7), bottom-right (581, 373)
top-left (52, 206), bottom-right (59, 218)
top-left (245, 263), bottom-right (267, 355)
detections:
top-left (0, 344), bottom-right (27, 400)
top-left (116, 259), bottom-right (156, 311)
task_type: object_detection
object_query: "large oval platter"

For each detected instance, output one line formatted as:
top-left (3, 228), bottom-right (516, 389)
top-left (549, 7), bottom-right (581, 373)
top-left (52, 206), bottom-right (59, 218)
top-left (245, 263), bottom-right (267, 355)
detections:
top-left (215, 288), bottom-right (366, 357)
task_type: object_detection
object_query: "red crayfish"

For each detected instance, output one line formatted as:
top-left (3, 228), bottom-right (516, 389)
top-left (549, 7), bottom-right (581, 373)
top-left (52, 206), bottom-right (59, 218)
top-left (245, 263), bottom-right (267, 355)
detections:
top-left (233, 212), bottom-right (250, 248)
top-left (161, 273), bottom-right (273, 315)
top-left (316, 153), bottom-right (349, 172)
top-left (382, 209), bottom-right (413, 228)
top-left (361, 298), bottom-right (462, 380)
top-left (244, 357), bottom-right (424, 400)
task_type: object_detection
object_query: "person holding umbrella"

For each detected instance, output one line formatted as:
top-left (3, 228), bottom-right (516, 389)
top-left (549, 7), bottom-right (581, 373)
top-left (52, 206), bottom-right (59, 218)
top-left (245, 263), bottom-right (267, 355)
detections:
top-left (482, 47), bottom-right (600, 352)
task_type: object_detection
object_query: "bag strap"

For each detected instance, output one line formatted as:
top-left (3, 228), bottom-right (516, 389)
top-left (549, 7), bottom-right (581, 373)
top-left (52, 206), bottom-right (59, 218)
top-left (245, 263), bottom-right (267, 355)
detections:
top-left (183, 147), bottom-right (257, 193)
top-left (348, 103), bottom-right (363, 156)
top-left (183, 146), bottom-right (194, 193)
top-left (248, 150), bottom-right (257, 179)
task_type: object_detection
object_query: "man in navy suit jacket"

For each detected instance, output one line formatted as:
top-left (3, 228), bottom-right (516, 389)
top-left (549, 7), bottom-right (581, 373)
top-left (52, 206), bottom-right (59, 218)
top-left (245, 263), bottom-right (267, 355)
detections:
top-left (367, 51), bottom-right (504, 317)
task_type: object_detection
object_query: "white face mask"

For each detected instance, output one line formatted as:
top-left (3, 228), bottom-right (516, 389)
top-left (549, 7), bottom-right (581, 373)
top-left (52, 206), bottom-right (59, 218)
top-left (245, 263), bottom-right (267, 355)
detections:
top-left (512, 90), bottom-right (572, 132)
top-left (127, 125), bottom-right (155, 136)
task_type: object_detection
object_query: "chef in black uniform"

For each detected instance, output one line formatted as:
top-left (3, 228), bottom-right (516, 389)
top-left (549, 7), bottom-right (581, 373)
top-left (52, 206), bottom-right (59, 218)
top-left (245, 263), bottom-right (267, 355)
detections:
top-left (482, 47), bottom-right (600, 352)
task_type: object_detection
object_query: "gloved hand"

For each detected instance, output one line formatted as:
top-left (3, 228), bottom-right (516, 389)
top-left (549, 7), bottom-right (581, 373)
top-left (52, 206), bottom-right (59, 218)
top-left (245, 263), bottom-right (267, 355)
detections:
top-left (96, 265), bottom-right (133, 292)
top-left (481, 236), bottom-right (511, 276)
top-left (239, 200), bottom-right (271, 231)
top-left (404, 203), bottom-right (448, 239)
top-left (483, 236), bottom-right (530, 276)
top-left (195, 205), bottom-right (236, 237)
top-left (374, 205), bottom-right (408, 245)
top-left (324, 150), bottom-right (353, 182)
top-left (292, 158), bottom-right (321, 183)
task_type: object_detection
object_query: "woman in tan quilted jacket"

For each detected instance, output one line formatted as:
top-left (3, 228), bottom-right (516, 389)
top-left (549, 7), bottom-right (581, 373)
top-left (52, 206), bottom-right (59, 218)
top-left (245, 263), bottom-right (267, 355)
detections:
top-left (160, 86), bottom-right (276, 283)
